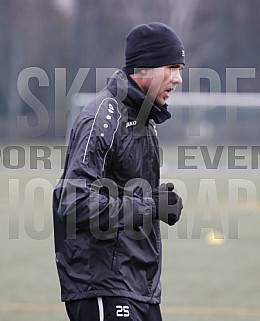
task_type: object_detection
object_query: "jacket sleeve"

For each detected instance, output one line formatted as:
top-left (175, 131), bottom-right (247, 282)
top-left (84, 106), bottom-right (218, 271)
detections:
top-left (53, 98), bottom-right (156, 238)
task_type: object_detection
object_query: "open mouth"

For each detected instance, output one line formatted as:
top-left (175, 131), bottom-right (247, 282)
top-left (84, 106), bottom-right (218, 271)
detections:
top-left (166, 87), bottom-right (174, 93)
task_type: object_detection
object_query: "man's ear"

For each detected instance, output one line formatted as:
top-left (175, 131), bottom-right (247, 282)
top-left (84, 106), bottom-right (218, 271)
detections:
top-left (140, 69), bottom-right (148, 76)
top-left (132, 69), bottom-right (147, 77)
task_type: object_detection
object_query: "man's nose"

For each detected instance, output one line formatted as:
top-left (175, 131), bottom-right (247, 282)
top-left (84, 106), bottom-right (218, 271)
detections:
top-left (172, 69), bottom-right (182, 85)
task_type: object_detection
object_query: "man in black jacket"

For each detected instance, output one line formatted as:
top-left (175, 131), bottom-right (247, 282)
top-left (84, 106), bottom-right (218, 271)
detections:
top-left (53, 22), bottom-right (185, 321)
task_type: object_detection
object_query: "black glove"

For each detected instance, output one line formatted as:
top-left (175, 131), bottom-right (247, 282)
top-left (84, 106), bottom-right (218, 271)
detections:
top-left (152, 183), bottom-right (183, 226)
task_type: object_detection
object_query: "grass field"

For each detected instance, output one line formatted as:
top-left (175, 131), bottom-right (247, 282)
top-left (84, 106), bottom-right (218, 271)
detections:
top-left (0, 143), bottom-right (260, 321)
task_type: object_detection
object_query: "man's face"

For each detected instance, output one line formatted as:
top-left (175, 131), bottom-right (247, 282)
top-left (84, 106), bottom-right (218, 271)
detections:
top-left (142, 64), bottom-right (183, 106)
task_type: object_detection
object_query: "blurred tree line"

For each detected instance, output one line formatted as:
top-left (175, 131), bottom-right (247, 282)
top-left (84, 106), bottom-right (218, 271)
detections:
top-left (0, 0), bottom-right (259, 140)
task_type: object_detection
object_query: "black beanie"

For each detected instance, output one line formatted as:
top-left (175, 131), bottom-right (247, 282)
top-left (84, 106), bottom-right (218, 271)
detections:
top-left (123, 22), bottom-right (185, 75)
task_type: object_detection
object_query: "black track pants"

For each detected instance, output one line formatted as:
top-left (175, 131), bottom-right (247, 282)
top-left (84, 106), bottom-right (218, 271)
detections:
top-left (65, 297), bottom-right (163, 321)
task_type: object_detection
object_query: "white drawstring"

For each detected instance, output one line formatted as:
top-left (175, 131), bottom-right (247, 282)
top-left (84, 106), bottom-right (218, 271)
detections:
top-left (97, 297), bottom-right (104, 321)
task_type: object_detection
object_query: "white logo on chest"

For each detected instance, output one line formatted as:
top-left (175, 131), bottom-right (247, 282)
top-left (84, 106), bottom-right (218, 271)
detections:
top-left (126, 120), bottom-right (137, 128)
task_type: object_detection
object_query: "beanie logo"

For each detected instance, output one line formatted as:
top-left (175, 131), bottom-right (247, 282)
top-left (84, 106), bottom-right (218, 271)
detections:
top-left (182, 50), bottom-right (185, 57)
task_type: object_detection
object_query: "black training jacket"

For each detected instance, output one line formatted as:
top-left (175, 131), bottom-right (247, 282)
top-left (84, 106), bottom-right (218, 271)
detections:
top-left (53, 70), bottom-right (172, 304)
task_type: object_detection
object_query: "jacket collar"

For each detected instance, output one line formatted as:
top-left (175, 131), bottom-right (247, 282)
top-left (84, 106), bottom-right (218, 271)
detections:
top-left (107, 70), bottom-right (171, 124)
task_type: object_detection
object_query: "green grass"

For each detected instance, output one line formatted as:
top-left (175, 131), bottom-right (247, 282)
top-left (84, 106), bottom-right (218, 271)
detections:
top-left (0, 144), bottom-right (260, 321)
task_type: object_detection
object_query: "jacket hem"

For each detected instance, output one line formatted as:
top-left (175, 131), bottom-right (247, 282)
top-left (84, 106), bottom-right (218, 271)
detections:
top-left (61, 288), bottom-right (161, 304)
